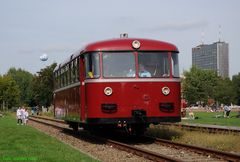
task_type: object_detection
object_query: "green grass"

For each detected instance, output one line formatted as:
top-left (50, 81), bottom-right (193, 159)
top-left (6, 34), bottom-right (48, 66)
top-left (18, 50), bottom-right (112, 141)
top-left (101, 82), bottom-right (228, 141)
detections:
top-left (181, 111), bottom-right (240, 126)
top-left (0, 115), bottom-right (99, 162)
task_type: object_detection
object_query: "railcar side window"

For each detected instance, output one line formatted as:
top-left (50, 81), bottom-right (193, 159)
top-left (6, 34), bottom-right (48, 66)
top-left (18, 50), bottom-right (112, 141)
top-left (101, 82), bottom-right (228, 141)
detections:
top-left (70, 61), bottom-right (74, 83)
top-left (138, 52), bottom-right (170, 78)
top-left (64, 66), bottom-right (67, 86)
top-left (54, 71), bottom-right (58, 89)
top-left (61, 67), bottom-right (64, 87)
top-left (57, 70), bottom-right (60, 88)
top-left (67, 64), bottom-right (71, 85)
top-left (76, 58), bottom-right (80, 81)
top-left (65, 64), bottom-right (69, 85)
top-left (102, 52), bottom-right (135, 78)
top-left (171, 53), bottom-right (180, 77)
top-left (84, 52), bottom-right (100, 79)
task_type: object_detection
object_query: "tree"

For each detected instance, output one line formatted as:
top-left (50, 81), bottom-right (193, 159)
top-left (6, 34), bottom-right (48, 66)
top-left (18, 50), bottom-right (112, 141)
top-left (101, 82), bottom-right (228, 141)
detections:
top-left (31, 63), bottom-right (57, 107)
top-left (214, 77), bottom-right (236, 105)
top-left (7, 68), bottom-right (34, 106)
top-left (232, 73), bottom-right (240, 105)
top-left (0, 75), bottom-right (20, 110)
top-left (182, 66), bottom-right (218, 105)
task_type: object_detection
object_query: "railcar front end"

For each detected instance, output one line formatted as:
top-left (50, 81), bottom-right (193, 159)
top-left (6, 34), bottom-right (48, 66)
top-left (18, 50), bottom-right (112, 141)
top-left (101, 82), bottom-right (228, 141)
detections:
top-left (53, 38), bottom-right (181, 135)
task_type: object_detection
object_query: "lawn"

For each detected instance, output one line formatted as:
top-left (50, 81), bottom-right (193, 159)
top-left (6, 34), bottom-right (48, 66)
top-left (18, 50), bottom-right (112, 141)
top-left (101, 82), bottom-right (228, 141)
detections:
top-left (181, 111), bottom-right (240, 127)
top-left (0, 114), bottom-right (99, 162)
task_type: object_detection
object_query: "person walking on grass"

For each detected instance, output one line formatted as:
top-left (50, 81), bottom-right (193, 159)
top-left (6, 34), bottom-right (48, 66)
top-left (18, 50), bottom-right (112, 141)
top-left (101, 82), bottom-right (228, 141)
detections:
top-left (226, 105), bottom-right (231, 118)
top-left (224, 104), bottom-right (231, 118)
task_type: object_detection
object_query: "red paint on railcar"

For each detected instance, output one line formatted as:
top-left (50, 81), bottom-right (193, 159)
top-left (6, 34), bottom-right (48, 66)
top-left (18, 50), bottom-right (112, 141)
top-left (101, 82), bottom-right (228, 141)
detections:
top-left (53, 37), bottom-right (181, 134)
top-left (81, 38), bottom-right (178, 53)
top-left (85, 81), bottom-right (180, 118)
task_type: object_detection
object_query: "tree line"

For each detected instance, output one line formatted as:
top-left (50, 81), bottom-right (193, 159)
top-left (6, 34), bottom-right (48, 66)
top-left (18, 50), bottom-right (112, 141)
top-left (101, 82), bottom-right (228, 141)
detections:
top-left (182, 66), bottom-right (240, 106)
top-left (0, 64), bottom-right (240, 110)
top-left (0, 63), bottom-right (57, 110)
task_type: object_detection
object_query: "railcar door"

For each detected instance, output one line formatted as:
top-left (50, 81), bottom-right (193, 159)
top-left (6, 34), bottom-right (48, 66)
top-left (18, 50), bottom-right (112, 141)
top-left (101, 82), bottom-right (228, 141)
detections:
top-left (82, 52), bottom-right (101, 123)
top-left (79, 55), bottom-right (86, 122)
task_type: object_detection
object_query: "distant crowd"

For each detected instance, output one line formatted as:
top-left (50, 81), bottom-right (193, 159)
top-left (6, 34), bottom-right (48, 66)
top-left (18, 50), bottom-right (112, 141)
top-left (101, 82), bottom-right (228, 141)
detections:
top-left (206, 104), bottom-right (232, 118)
top-left (16, 107), bottom-right (29, 125)
top-left (182, 104), bottom-right (236, 119)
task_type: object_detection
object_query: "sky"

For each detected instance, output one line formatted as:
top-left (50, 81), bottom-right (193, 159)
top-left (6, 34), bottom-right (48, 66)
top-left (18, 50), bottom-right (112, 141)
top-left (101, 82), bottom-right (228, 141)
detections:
top-left (0, 0), bottom-right (239, 77)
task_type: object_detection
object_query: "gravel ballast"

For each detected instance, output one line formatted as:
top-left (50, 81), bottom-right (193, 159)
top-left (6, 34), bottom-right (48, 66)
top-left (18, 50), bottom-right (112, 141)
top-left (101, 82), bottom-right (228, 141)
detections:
top-left (29, 120), bottom-right (152, 162)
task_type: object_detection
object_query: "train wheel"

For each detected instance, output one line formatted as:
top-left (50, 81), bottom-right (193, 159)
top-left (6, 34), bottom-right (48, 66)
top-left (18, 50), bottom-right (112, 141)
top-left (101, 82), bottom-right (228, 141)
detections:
top-left (131, 124), bottom-right (146, 135)
top-left (70, 122), bottom-right (78, 131)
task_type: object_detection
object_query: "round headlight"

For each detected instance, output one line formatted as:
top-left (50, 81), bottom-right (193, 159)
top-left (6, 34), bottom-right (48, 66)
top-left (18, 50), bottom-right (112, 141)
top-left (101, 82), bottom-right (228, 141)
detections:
top-left (104, 87), bottom-right (113, 96)
top-left (162, 86), bottom-right (170, 95)
top-left (132, 40), bottom-right (141, 49)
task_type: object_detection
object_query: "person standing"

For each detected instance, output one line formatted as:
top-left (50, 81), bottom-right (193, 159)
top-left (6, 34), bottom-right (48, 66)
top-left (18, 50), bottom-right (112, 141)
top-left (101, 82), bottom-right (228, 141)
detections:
top-left (36, 106), bottom-right (39, 115)
top-left (24, 109), bottom-right (29, 125)
top-left (20, 107), bottom-right (25, 125)
top-left (188, 108), bottom-right (195, 120)
top-left (16, 107), bottom-right (22, 125)
top-left (224, 105), bottom-right (227, 117)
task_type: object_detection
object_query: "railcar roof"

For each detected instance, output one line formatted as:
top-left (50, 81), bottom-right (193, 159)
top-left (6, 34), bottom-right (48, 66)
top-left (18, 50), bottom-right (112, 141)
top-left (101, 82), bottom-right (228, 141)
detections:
top-left (54, 38), bottom-right (179, 71)
top-left (81, 38), bottom-right (179, 53)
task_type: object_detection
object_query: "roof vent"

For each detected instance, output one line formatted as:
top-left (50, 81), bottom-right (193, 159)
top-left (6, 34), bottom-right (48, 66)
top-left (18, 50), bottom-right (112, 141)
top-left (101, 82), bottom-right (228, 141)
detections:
top-left (120, 33), bottom-right (128, 38)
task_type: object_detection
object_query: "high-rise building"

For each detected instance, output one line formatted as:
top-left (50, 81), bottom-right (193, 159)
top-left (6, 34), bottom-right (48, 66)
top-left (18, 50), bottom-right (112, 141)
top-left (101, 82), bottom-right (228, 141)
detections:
top-left (192, 41), bottom-right (229, 78)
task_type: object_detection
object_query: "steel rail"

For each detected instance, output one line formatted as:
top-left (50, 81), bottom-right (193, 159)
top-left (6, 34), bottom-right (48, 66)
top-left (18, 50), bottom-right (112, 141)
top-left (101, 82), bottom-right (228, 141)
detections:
top-left (105, 139), bottom-right (184, 162)
top-left (30, 116), bottom-right (240, 161)
top-left (160, 122), bottom-right (240, 134)
top-left (29, 117), bottom-right (65, 130)
top-left (147, 136), bottom-right (240, 162)
top-left (30, 116), bottom-right (240, 134)
top-left (29, 116), bottom-right (184, 162)
top-left (29, 115), bottom-right (65, 123)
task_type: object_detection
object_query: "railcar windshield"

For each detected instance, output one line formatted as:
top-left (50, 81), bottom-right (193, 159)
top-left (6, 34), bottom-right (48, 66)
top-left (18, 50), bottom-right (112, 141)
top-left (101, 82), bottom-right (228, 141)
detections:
top-left (102, 51), bottom-right (179, 78)
top-left (102, 52), bottom-right (135, 78)
top-left (84, 52), bottom-right (100, 78)
top-left (138, 52), bottom-right (179, 78)
top-left (171, 53), bottom-right (179, 77)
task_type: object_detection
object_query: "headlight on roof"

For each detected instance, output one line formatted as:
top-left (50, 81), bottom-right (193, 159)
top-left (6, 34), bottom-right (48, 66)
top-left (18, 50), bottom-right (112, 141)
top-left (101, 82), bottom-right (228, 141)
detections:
top-left (132, 40), bottom-right (141, 49)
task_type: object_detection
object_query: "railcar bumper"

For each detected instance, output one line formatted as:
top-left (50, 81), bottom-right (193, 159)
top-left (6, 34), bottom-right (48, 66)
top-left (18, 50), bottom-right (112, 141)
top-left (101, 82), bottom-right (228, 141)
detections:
top-left (86, 116), bottom-right (181, 125)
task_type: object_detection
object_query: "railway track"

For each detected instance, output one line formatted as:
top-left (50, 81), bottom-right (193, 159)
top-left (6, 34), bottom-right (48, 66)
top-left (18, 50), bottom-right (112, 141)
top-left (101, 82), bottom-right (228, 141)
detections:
top-left (31, 115), bottom-right (240, 134)
top-left (160, 122), bottom-right (240, 134)
top-left (145, 137), bottom-right (240, 162)
top-left (29, 116), bottom-right (240, 162)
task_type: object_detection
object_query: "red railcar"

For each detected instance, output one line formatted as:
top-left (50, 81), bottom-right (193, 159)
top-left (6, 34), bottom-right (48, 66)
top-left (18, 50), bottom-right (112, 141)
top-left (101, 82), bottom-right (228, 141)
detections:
top-left (53, 38), bottom-right (181, 134)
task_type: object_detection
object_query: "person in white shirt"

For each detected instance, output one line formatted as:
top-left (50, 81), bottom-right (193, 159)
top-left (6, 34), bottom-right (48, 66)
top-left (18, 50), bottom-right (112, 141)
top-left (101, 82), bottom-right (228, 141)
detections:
top-left (139, 64), bottom-right (151, 77)
top-left (24, 109), bottom-right (29, 125)
top-left (20, 107), bottom-right (25, 125)
top-left (224, 104), bottom-right (231, 118)
top-left (16, 107), bottom-right (22, 125)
